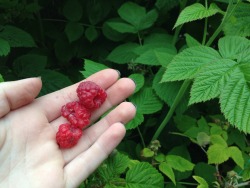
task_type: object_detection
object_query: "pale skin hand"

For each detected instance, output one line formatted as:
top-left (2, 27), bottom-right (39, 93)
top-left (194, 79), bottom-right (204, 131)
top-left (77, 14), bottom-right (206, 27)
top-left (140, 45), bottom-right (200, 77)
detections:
top-left (0, 69), bottom-right (136, 188)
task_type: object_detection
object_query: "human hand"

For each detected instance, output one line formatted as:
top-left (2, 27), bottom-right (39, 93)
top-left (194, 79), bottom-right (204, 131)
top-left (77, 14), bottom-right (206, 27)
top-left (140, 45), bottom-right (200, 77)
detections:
top-left (0, 69), bottom-right (136, 188)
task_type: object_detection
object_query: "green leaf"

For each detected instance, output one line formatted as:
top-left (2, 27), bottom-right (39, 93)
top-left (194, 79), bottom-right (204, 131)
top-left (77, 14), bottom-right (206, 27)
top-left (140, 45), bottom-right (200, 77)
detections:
top-left (155, 153), bottom-right (165, 163)
top-left (194, 163), bottom-right (216, 186)
top-left (102, 21), bottom-right (126, 42)
top-left (63, 0), bottom-right (83, 22)
top-left (106, 20), bottom-right (137, 34)
top-left (130, 87), bottom-right (163, 114)
top-left (118, 2), bottom-right (145, 28)
top-left (166, 155), bottom-right (194, 172)
top-left (207, 144), bottom-right (230, 164)
top-left (0, 38), bottom-right (10, 56)
top-left (39, 70), bottom-right (72, 96)
top-left (0, 74), bottom-right (4, 82)
top-left (129, 74), bottom-right (144, 93)
top-left (219, 66), bottom-right (250, 132)
top-left (107, 43), bottom-right (139, 64)
top-left (210, 135), bottom-right (227, 147)
top-left (108, 152), bottom-right (130, 175)
top-left (159, 162), bottom-right (176, 185)
top-left (126, 162), bottom-right (164, 188)
top-left (153, 68), bottom-right (189, 113)
top-left (189, 59), bottom-right (237, 105)
top-left (228, 146), bottom-right (244, 169)
top-left (193, 176), bottom-right (209, 188)
top-left (85, 26), bottom-right (98, 42)
top-left (218, 36), bottom-right (250, 63)
top-left (185, 34), bottom-right (201, 47)
top-left (174, 3), bottom-right (223, 28)
top-left (197, 132), bottom-right (210, 147)
top-left (141, 148), bottom-right (154, 158)
top-left (126, 111), bottom-right (144, 130)
top-left (0, 25), bottom-right (36, 47)
top-left (161, 46), bottom-right (221, 82)
top-left (13, 54), bottom-right (47, 78)
top-left (80, 59), bottom-right (108, 78)
top-left (64, 22), bottom-right (84, 43)
top-left (138, 9), bottom-right (158, 30)
top-left (223, 3), bottom-right (250, 37)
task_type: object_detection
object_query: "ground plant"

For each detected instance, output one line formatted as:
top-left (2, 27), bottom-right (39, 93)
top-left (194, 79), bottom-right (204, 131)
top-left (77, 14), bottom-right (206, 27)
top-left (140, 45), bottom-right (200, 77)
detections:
top-left (0, 0), bottom-right (250, 187)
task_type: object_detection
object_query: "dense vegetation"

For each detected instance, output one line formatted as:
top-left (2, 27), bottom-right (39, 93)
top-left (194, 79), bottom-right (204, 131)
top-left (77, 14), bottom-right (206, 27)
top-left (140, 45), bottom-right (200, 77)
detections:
top-left (1, 0), bottom-right (250, 187)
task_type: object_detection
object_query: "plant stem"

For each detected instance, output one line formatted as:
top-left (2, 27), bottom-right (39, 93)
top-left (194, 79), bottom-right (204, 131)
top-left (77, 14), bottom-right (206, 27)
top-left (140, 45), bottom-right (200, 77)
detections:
top-left (205, 0), bottom-right (239, 46)
top-left (151, 80), bottom-right (191, 141)
top-left (202, 0), bottom-right (208, 45)
top-left (137, 127), bottom-right (146, 148)
top-left (235, 181), bottom-right (250, 187)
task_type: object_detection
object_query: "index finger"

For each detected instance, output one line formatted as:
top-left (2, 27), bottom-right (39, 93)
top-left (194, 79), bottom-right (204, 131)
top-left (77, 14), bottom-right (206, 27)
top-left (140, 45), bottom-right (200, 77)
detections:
top-left (34, 69), bottom-right (120, 122)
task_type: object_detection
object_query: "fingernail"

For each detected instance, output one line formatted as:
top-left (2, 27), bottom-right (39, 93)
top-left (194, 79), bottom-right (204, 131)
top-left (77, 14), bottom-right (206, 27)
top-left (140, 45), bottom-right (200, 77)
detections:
top-left (116, 69), bottom-right (121, 78)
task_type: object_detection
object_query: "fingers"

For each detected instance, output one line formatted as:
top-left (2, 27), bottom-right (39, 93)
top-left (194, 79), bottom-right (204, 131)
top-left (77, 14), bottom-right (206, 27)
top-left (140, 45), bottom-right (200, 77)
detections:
top-left (0, 77), bottom-right (42, 118)
top-left (35, 69), bottom-right (120, 122)
top-left (64, 122), bottom-right (126, 188)
top-left (61, 102), bottom-right (136, 163)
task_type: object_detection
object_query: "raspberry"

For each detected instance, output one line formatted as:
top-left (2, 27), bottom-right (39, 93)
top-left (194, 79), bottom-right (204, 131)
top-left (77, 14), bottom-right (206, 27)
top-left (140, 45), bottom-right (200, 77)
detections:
top-left (76, 81), bottom-right (107, 110)
top-left (61, 101), bottom-right (91, 129)
top-left (56, 123), bottom-right (82, 148)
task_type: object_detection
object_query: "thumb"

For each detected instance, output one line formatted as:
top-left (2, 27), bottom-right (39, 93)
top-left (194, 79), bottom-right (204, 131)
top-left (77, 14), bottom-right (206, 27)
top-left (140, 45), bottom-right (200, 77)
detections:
top-left (0, 77), bottom-right (42, 118)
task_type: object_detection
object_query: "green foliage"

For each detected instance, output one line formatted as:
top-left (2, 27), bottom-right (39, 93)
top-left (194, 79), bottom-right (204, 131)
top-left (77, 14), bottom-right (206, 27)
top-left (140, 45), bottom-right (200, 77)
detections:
top-left (1, 0), bottom-right (250, 187)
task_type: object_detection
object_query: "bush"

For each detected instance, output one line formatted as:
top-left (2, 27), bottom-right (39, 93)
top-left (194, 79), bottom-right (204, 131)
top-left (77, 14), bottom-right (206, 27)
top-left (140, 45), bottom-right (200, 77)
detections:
top-left (1, 0), bottom-right (250, 187)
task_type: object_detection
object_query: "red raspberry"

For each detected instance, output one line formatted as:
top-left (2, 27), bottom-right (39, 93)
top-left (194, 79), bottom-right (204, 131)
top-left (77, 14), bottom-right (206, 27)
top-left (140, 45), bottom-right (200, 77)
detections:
top-left (56, 123), bottom-right (82, 148)
top-left (61, 101), bottom-right (91, 129)
top-left (76, 81), bottom-right (107, 110)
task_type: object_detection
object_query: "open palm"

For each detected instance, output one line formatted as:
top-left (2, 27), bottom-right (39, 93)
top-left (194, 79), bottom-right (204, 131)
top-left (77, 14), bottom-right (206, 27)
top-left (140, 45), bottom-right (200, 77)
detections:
top-left (0, 69), bottom-right (136, 188)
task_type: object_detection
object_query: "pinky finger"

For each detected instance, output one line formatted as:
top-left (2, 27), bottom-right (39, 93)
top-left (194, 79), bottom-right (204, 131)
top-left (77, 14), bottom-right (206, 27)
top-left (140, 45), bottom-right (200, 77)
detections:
top-left (64, 122), bottom-right (126, 188)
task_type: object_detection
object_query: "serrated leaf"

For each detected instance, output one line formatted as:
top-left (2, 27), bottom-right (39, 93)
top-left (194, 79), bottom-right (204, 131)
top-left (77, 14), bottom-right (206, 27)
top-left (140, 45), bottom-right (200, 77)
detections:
top-left (159, 162), bottom-right (176, 185)
top-left (126, 162), bottom-right (164, 188)
top-left (130, 87), bottom-right (163, 114)
top-left (107, 43), bottom-right (139, 64)
top-left (85, 26), bottom-right (98, 42)
top-left (166, 155), bottom-right (194, 172)
top-left (228, 146), bottom-right (244, 169)
top-left (185, 34), bottom-right (201, 47)
top-left (189, 59), bottom-right (237, 105)
top-left (0, 38), bottom-right (10, 56)
top-left (63, 0), bottom-right (83, 22)
top-left (39, 70), bottom-right (72, 96)
top-left (102, 20), bottom-right (126, 42)
top-left (129, 74), bottom-right (144, 93)
top-left (108, 152), bottom-right (130, 175)
top-left (218, 36), bottom-right (250, 63)
top-left (207, 144), bottom-right (230, 164)
top-left (126, 111), bottom-right (144, 130)
top-left (223, 3), bottom-right (250, 37)
top-left (64, 22), bottom-right (84, 43)
top-left (174, 3), bottom-right (223, 28)
top-left (106, 20), bottom-right (137, 34)
top-left (220, 66), bottom-right (250, 132)
top-left (194, 163), bottom-right (216, 185)
top-left (161, 46), bottom-right (221, 82)
top-left (81, 59), bottom-right (108, 78)
top-left (0, 25), bottom-right (36, 47)
top-left (193, 176), bottom-right (209, 188)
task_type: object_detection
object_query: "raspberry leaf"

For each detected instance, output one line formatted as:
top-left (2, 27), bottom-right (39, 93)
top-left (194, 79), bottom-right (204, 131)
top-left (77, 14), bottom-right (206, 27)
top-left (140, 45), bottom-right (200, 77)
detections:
top-left (129, 74), bottom-right (144, 93)
top-left (161, 46), bottom-right (222, 82)
top-left (159, 162), bottom-right (176, 185)
top-left (64, 22), bottom-right (84, 43)
top-left (0, 74), bottom-right (4, 83)
top-left (228, 146), bottom-right (244, 169)
top-left (193, 176), bottom-right (209, 188)
top-left (165, 155), bottom-right (194, 172)
top-left (0, 25), bottom-right (36, 47)
top-left (81, 59), bottom-right (108, 78)
top-left (0, 38), bottom-right (10, 56)
top-left (125, 162), bottom-right (164, 188)
top-left (174, 3), bottom-right (223, 28)
top-left (189, 59), bottom-right (237, 105)
top-left (63, 0), bottom-right (82, 22)
top-left (207, 144), bottom-right (230, 165)
top-left (126, 111), bottom-right (144, 130)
